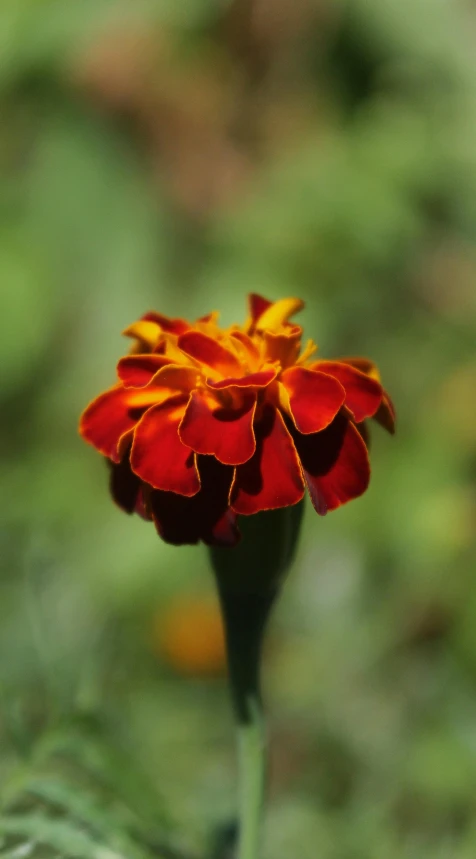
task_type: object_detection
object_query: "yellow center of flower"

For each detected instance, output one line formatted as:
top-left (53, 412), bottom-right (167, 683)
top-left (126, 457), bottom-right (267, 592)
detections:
top-left (124, 297), bottom-right (316, 388)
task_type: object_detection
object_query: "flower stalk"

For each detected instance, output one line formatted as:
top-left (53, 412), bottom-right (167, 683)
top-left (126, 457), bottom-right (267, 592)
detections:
top-left (211, 503), bottom-right (304, 859)
top-left (216, 582), bottom-right (274, 859)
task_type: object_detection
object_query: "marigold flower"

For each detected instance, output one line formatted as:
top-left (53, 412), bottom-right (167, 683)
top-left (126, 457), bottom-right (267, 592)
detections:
top-left (79, 294), bottom-right (395, 547)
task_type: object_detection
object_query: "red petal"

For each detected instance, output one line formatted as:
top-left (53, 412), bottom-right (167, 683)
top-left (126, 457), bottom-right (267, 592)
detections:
top-left (130, 398), bottom-right (199, 496)
top-left (141, 311), bottom-right (190, 335)
top-left (150, 456), bottom-right (239, 546)
top-left (292, 413), bottom-right (370, 515)
top-left (117, 354), bottom-right (172, 387)
top-left (207, 368), bottom-right (276, 390)
top-left (231, 406), bottom-right (304, 514)
top-left (178, 331), bottom-right (242, 376)
top-left (281, 367), bottom-right (345, 434)
top-left (179, 391), bottom-right (256, 465)
top-left (79, 385), bottom-right (144, 463)
top-left (313, 361), bottom-right (383, 422)
top-left (337, 357), bottom-right (395, 433)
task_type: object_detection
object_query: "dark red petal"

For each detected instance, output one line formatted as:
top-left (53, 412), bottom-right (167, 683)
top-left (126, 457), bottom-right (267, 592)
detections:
top-left (248, 293), bottom-right (273, 323)
top-left (150, 456), bottom-right (239, 546)
top-left (207, 368), bottom-right (277, 390)
top-left (197, 311), bottom-right (219, 324)
top-left (292, 413), bottom-right (370, 515)
top-left (231, 406), bottom-right (305, 515)
top-left (374, 393), bottom-right (396, 434)
top-left (178, 331), bottom-right (242, 376)
top-left (108, 453), bottom-right (141, 514)
top-left (79, 385), bottom-right (143, 463)
top-left (313, 360), bottom-right (383, 422)
top-left (134, 486), bottom-right (153, 520)
top-left (179, 391), bottom-right (256, 465)
top-left (281, 367), bottom-right (346, 434)
top-left (117, 354), bottom-right (172, 387)
top-left (130, 398), bottom-right (199, 496)
top-left (209, 509), bottom-right (240, 547)
top-left (355, 420), bottom-right (371, 448)
top-left (141, 311), bottom-right (190, 335)
top-left (340, 357), bottom-right (379, 378)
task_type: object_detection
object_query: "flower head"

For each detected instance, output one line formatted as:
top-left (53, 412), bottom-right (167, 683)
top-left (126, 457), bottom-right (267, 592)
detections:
top-left (80, 294), bottom-right (395, 546)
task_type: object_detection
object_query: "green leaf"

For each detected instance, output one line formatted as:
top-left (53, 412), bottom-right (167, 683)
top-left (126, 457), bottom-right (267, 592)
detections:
top-left (0, 726), bottom-right (193, 859)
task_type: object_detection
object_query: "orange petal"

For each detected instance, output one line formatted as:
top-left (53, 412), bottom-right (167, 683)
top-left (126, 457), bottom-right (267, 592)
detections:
top-left (313, 361), bottom-right (383, 423)
top-left (178, 331), bottom-right (242, 376)
top-left (280, 367), bottom-right (346, 434)
top-left (231, 406), bottom-right (305, 514)
top-left (179, 390), bottom-right (256, 465)
top-left (130, 397), bottom-right (199, 496)
top-left (207, 367), bottom-right (277, 391)
top-left (150, 456), bottom-right (238, 546)
top-left (151, 364), bottom-right (200, 391)
top-left (79, 384), bottom-right (144, 463)
top-left (126, 387), bottom-right (177, 408)
top-left (296, 339), bottom-right (318, 364)
top-left (255, 297), bottom-right (304, 331)
top-left (197, 311), bottom-right (220, 325)
top-left (142, 311), bottom-right (189, 335)
top-left (117, 354), bottom-right (172, 387)
top-left (122, 320), bottom-right (161, 350)
top-left (292, 413), bottom-right (370, 515)
top-left (262, 326), bottom-right (302, 367)
top-left (229, 331), bottom-right (261, 369)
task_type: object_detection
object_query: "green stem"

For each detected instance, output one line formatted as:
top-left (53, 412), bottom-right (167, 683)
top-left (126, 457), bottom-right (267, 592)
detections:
top-left (236, 699), bottom-right (266, 859)
top-left (210, 503), bottom-right (305, 858)
top-left (216, 584), bottom-right (276, 859)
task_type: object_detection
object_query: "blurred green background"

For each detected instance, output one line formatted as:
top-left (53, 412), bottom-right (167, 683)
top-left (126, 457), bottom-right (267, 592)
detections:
top-left (1, 1), bottom-right (476, 857)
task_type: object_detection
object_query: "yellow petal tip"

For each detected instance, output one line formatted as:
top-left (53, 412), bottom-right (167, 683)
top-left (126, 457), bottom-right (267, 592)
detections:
top-left (255, 297), bottom-right (305, 331)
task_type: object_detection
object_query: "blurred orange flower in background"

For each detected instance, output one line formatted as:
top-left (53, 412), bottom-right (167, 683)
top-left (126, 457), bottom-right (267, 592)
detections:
top-left (79, 294), bottom-right (394, 546)
top-left (154, 595), bottom-right (226, 677)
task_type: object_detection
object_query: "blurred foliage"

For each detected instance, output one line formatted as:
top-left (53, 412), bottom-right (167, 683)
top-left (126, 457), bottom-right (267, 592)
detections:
top-left (1, 0), bottom-right (476, 856)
